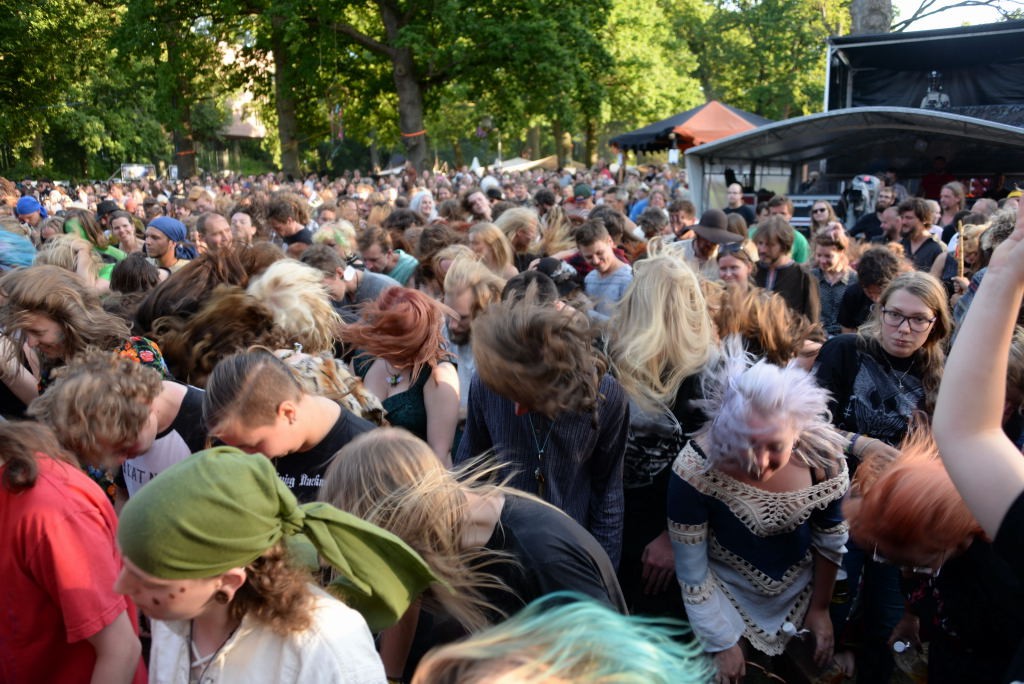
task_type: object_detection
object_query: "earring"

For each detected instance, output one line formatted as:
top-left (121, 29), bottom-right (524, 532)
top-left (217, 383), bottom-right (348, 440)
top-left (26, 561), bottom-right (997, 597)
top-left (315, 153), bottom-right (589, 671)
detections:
top-left (215, 590), bottom-right (229, 604)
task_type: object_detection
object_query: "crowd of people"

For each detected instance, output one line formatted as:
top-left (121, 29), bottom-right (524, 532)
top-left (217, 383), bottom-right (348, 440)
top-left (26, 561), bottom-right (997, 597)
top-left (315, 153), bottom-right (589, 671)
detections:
top-left (2, 161), bottom-right (1024, 684)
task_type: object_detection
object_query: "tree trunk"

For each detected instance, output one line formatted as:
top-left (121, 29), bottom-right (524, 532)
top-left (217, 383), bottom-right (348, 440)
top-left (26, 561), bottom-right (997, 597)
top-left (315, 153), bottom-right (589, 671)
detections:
top-left (171, 110), bottom-right (196, 179)
top-left (850, 0), bottom-right (892, 34)
top-left (526, 125), bottom-right (541, 159)
top-left (270, 13), bottom-right (301, 178)
top-left (30, 134), bottom-right (45, 169)
top-left (391, 47), bottom-right (427, 170)
top-left (584, 118), bottom-right (597, 166)
top-left (453, 139), bottom-right (464, 169)
top-left (552, 121), bottom-right (564, 167)
top-left (369, 132), bottom-right (380, 170)
top-left (167, 40), bottom-right (196, 178)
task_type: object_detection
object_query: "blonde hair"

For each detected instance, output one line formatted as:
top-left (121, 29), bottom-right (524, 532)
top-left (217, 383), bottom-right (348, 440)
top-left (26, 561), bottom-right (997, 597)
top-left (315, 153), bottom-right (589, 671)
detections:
top-left (34, 234), bottom-right (103, 285)
top-left (494, 207), bottom-right (539, 251)
top-left (28, 350), bottom-right (162, 465)
top-left (246, 259), bottom-right (343, 354)
top-left (609, 255), bottom-right (713, 412)
top-left (319, 428), bottom-right (511, 631)
top-left (313, 220), bottom-right (358, 259)
top-left (443, 257), bottom-right (506, 314)
top-left (469, 222), bottom-right (514, 274)
top-left (541, 205), bottom-right (575, 255)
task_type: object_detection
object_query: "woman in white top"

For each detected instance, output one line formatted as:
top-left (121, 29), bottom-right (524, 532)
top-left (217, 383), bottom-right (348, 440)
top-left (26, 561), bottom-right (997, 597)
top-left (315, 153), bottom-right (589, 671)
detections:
top-left (114, 447), bottom-right (436, 684)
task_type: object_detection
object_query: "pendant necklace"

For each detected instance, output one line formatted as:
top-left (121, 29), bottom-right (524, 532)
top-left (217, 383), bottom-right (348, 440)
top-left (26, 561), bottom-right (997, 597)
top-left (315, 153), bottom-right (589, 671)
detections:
top-left (527, 413), bottom-right (555, 499)
top-left (385, 361), bottom-right (404, 387)
top-left (883, 354), bottom-right (914, 392)
top-left (189, 619), bottom-right (239, 684)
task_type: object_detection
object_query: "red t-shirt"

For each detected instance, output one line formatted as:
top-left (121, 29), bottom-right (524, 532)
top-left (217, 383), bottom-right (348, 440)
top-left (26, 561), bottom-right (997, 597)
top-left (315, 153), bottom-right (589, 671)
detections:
top-left (0, 456), bottom-right (146, 683)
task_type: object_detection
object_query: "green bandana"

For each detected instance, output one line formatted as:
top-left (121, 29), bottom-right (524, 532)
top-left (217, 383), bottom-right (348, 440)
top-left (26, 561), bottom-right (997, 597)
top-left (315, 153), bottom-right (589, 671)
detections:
top-left (118, 446), bottom-right (437, 632)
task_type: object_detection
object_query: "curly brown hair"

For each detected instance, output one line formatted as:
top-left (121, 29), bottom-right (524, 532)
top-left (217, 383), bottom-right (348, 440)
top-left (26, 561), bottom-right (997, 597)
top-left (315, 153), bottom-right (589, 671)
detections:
top-left (229, 542), bottom-right (315, 634)
top-left (27, 350), bottom-right (163, 466)
top-left (154, 287), bottom-right (287, 387)
top-left (134, 248), bottom-right (250, 336)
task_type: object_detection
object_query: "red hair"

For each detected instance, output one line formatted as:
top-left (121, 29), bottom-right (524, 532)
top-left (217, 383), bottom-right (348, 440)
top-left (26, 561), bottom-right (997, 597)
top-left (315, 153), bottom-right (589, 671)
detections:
top-left (844, 429), bottom-right (982, 554)
top-left (342, 287), bottom-right (453, 380)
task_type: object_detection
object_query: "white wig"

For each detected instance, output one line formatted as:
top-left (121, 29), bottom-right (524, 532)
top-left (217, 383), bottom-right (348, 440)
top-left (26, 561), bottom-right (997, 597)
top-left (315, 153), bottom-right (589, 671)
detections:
top-left (246, 259), bottom-right (342, 354)
top-left (693, 336), bottom-right (846, 474)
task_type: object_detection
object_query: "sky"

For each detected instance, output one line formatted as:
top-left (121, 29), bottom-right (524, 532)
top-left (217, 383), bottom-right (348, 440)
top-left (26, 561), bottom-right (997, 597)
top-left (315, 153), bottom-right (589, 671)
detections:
top-left (892, 0), bottom-right (1009, 30)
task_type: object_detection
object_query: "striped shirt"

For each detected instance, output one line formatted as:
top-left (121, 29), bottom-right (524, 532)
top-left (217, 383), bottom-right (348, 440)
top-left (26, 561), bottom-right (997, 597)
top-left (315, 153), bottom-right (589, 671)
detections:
top-left (455, 373), bottom-right (629, 567)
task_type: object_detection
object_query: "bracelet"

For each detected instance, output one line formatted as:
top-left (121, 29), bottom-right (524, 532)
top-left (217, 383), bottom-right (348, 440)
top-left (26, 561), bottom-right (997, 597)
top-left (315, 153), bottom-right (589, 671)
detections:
top-left (854, 437), bottom-right (879, 459)
top-left (847, 432), bottom-right (860, 456)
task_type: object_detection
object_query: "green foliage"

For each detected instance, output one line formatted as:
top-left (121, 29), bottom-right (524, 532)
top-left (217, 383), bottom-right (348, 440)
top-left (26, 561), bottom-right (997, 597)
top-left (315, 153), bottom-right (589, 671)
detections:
top-left (601, 0), bottom-right (704, 130)
top-left (0, 1), bottom-right (116, 157)
top-left (672, 0), bottom-right (850, 119)
top-left (1, 0), bottom-right (856, 174)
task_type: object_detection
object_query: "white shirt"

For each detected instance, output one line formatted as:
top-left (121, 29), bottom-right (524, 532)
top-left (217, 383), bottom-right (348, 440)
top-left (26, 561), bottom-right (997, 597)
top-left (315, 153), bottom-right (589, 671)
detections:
top-left (149, 586), bottom-right (385, 684)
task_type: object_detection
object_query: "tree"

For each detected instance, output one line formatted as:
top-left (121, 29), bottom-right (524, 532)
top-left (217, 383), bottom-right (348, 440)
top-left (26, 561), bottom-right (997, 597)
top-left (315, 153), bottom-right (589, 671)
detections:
top-left (0, 0), bottom-right (116, 169)
top-left (117, 0), bottom-right (227, 178)
top-left (850, 0), bottom-right (892, 33)
top-left (46, 59), bottom-right (171, 177)
top-left (891, 0), bottom-right (1023, 31)
top-left (328, 0), bottom-right (613, 169)
top-left (674, 0), bottom-right (849, 119)
top-left (599, 0), bottom-right (704, 155)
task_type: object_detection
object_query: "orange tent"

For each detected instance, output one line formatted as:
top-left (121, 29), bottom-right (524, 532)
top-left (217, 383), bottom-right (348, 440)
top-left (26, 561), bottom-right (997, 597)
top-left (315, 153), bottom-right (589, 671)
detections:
top-left (610, 100), bottom-right (772, 152)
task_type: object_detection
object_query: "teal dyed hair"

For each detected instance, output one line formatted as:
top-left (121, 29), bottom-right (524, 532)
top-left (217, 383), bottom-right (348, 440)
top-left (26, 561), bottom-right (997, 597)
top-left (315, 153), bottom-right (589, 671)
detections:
top-left (412, 592), bottom-right (713, 684)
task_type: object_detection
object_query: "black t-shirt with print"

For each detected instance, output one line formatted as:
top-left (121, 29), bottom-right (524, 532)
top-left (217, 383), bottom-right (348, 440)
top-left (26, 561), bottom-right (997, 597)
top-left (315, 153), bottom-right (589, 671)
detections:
top-left (274, 408), bottom-right (375, 502)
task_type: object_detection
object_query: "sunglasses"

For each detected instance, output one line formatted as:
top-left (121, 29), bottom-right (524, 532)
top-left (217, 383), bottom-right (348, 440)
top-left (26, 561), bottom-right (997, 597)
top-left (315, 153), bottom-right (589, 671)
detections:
top-left (718, 241), bottom-right (746, 255)
top-left (812, 207), bottom-right (829, 213)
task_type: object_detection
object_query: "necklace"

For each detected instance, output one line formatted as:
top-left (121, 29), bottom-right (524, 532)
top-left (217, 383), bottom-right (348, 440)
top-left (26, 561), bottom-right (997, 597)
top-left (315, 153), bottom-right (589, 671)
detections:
top-left (189, 619), bottom-right (239, 684)
top-left (881, 352), bottom-right (915, 392)
top-left (384, 361), bottom-right (405, 387)
top-left (526, 414), bottom-right (556, 498)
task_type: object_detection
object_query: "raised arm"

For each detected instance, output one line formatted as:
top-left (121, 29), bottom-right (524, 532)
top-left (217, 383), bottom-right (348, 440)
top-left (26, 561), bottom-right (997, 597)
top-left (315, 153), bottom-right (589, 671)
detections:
top-left (934, 213), bottom-right (1024, 537)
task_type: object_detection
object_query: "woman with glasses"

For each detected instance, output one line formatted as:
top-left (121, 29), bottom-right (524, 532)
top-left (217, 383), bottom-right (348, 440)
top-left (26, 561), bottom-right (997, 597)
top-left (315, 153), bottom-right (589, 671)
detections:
top-left (809, 200), bottom-right (844, 233)
top-left (813, 270), bottom-right (951, 681)
top-left (815, 271), bottom-right (950, 449)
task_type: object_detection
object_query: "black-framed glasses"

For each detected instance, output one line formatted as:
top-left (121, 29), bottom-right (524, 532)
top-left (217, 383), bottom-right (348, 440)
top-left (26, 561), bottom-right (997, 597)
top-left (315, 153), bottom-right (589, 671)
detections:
top-left (881, 308), bottom-right (936, 332)
top-left (873, 544), bottom-right (943, 576)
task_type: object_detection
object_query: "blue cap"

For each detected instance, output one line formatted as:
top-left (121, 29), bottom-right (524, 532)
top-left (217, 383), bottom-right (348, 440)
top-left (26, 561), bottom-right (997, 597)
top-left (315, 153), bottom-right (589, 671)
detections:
top-left (147, 216), bottom-right (187, 243)
top-left (15, 196), bottom-right (45, 218)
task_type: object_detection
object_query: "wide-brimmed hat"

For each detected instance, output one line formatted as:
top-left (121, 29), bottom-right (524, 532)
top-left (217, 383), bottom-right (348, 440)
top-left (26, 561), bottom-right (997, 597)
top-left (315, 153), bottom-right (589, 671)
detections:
top-left (693, 209), bottom-right (741, 244)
